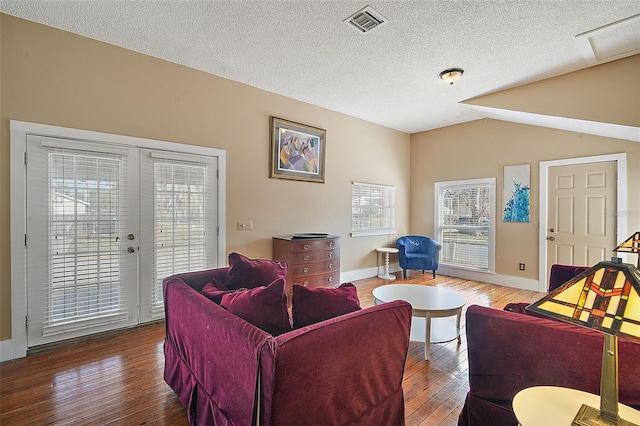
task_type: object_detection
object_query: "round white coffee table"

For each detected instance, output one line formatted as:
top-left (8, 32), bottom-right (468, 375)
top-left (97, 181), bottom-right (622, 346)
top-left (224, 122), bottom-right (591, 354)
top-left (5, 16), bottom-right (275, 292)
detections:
top-left (372, 284), bottom-right (466, 360)
top-left (376, 247), bottom-right (399, 280)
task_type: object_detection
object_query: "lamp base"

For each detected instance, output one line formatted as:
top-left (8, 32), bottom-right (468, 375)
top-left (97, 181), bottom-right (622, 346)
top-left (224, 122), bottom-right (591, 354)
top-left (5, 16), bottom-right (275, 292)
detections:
top-left (572, 404), bottom-right (638, 426)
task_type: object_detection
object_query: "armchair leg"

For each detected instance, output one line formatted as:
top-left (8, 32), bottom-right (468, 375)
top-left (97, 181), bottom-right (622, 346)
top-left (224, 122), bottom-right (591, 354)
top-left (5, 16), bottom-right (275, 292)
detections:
top-left (403, 269), bottom-right (407, 279)
top-left (432, 270), bottom-right (436, 279)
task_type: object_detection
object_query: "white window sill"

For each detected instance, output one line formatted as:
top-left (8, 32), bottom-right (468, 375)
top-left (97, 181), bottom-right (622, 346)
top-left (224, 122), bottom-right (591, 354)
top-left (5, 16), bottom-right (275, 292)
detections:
top-left (351, 229), bottom-right (397, 237)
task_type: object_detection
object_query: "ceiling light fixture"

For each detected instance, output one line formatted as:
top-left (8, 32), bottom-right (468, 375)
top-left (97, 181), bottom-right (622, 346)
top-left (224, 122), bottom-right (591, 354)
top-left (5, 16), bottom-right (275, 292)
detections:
top-left (439, 68), bottom-right (464, 85)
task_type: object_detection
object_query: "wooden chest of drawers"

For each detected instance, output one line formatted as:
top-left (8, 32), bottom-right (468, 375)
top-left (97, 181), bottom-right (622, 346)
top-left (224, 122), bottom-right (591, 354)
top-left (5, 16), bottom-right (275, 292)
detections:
top-left (272, 235), bottom-right (340, 293)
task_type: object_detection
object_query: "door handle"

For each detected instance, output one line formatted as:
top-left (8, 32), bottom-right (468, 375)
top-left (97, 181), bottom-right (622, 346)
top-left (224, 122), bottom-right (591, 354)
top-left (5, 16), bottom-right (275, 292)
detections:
top-left (547, 236), bottom-right (555, 241)
top-left (128, 247), bottom-right (136, 253)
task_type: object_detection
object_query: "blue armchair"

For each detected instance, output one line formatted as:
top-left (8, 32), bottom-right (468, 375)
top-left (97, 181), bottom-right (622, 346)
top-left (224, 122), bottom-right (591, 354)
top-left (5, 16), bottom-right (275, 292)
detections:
top-left (396, 236), bottom-right (442, 279)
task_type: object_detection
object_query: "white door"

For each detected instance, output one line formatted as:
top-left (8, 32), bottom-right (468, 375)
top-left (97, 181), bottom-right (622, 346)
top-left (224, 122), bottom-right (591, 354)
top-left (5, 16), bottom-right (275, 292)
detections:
top-left (26, 136), bottom-right (218, 347)
top-left (546, 161), bottom-right (617, 282)
top-left (26, 136), bottom-right (139, 346)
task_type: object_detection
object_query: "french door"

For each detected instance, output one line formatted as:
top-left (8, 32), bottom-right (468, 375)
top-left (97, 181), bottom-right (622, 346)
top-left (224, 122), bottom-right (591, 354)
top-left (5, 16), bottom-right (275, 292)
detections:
top-left (25, 136), bottom-right (217, 347)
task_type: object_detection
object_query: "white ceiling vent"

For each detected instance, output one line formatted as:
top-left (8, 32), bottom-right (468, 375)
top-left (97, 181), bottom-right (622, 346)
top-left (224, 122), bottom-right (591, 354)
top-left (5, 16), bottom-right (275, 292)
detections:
top-left (344, 6), bottom-right (387, 33)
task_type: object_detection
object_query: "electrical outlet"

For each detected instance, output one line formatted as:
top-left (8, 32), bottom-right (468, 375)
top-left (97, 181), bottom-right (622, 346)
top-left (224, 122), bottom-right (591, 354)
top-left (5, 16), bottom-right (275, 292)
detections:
top-left (237, 220), bottom-right (253, 230)
top-left (519, 263), bottom-right (525, 271)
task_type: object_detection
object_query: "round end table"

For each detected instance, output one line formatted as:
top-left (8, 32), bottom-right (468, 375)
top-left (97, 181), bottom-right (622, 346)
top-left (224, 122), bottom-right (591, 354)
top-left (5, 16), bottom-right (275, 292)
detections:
top-left (376, 247), bottom-right (399, 280)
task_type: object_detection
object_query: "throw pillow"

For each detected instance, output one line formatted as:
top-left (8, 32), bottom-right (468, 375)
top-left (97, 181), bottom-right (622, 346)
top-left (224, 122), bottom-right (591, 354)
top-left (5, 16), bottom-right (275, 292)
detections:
top-left (224, 252), bottom-right (287, 290)
top-left (291, 282), bottom-right (361, 329)
top-left (220, 278), bottom-right (291, 336)
top-left (201, 280), bottom-right (236, 304)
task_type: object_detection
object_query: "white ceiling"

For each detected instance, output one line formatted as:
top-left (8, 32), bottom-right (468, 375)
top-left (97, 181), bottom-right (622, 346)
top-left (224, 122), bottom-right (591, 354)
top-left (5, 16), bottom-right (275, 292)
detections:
top-left (1, 0), bottom-right (640, 135)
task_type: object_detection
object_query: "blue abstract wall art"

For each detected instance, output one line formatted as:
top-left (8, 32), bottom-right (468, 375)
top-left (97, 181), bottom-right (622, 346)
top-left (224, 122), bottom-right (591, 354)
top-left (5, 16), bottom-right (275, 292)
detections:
top-left (503, 164), bottom-right (530, 223)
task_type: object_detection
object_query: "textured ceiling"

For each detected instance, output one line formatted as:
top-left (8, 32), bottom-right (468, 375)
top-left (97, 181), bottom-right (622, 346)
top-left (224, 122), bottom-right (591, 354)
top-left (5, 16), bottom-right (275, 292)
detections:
top-left (1, 0), bottom-right (640, 134)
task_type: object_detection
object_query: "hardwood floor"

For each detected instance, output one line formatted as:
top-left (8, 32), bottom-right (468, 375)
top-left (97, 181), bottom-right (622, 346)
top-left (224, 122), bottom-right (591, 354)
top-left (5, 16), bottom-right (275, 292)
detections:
top-left (0, 272), bottom-right (542, 425)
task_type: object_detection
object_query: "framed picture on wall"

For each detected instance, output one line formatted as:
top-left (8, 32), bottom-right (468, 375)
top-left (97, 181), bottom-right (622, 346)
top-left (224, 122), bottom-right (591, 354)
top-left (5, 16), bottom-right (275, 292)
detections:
top-left (269, 117), bottom-right (326, 183)
top-left (503, 164), bottom-right (530, 222)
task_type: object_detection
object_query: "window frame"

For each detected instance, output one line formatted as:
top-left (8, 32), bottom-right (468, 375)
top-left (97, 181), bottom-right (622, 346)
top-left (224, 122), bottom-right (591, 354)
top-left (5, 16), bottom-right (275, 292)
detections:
top-left (434, 177), bottom-right (496, 273)
top-left (351, 181), bottom-right (396, 237)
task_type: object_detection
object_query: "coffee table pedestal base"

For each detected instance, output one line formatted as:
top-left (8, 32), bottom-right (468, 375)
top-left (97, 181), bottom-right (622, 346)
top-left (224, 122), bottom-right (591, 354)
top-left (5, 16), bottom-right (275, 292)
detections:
top-left (410, 316), bottom-right (461, 360)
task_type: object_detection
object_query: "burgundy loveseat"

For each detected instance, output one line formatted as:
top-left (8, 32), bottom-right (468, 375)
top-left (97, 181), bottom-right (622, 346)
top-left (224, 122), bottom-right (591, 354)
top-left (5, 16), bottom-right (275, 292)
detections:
top-left (458, 264), bottom-right (640, 425)
top-left (163, 267), bottom-right (413, 426)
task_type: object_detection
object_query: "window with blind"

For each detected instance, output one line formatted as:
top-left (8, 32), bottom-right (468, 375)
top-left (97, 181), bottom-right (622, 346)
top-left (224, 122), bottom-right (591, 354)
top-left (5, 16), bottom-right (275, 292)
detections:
top-left (139, 149), bottom-right (218, 322)
top-left (26, 140), bottom-right (138, 342)
top-left (351, 182), bottom-right (396, 236)
top-left (150, 160), bottom-right (209, 318)
top-left (434, 178), bottom-right (496, 272)
top-left (47, 151), bottom-right (127, 332)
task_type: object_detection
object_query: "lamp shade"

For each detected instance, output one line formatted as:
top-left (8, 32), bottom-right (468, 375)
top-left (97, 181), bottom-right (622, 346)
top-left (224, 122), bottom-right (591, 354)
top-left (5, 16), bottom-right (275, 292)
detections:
top-left (614, 232), bottom-right (640, 254)
top-left (527, 259), bottom-right (640, 343)
top-left (614, 232), bottom-right (640, 269)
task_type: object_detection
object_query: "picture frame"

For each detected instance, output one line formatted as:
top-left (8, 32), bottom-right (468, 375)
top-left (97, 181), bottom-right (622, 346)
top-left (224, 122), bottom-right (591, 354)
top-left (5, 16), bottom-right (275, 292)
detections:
top-left (269, 117), bottom-right (326, 183)
top-left (503, 164), bottom-right (530, 223)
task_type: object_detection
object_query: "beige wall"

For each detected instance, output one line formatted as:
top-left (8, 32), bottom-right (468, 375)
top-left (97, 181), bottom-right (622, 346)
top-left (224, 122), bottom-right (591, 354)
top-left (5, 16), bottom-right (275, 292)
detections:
top-left (0, 14), bottom-right (410, 340)
top-left (464, 55), bottom-right (640, 127)
top-left (410, 120), bottom-right (640, 279)
top-left (411, 54), bottom-right (640, 280)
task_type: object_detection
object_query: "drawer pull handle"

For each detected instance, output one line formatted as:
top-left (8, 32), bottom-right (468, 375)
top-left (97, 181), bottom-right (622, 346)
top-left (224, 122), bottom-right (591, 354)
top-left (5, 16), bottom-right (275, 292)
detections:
top-left (303, 282), bottom-right (309, 287)
top-left (328, 276), bottom-right (333, 282)
top-left (328, 253), bottom-right (333, 258)
top-left (303, 244), bottom-right (309, 250)
top-left (303, 267), bottom-right (309, 273)
top-left (328, 264), bottom-right (333, 269)
top-left (303, 255), bottom-right (310, 261)
top-left (329, 242), bottom-right (334, 247)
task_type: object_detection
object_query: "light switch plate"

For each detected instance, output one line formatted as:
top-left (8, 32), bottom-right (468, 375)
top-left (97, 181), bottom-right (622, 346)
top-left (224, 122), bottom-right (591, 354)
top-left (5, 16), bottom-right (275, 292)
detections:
top-left (237, 221), bottom-right (253, 230)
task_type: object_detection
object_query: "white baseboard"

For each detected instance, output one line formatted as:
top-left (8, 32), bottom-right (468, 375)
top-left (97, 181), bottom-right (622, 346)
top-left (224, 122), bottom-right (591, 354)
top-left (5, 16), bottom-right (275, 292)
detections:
top-left (0, 339), bottom-right (17, 362)
top-left (436, 265), bottom-right (541, 292)
top-left (341, 263), bottom-right (542, 292)
top-left (340, 263), bottom-right (402, 283)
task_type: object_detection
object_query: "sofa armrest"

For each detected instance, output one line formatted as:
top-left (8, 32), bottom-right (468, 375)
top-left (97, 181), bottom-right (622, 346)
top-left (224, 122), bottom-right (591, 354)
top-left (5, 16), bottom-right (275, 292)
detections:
top-left (163, 278), bottom-right (271, 425)
top-left (261, 300), bottom-right (412, 426)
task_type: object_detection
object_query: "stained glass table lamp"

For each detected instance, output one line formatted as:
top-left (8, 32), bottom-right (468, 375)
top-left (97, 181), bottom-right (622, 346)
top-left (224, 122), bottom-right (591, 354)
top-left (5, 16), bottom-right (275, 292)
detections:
top-left (527, 258), bottom-right (640, 426)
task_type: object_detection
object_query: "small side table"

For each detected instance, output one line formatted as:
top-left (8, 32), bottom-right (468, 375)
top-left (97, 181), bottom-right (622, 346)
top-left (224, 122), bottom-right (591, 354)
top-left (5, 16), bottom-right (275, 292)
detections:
top-left (376, 247), bottom-right (399, 280)
top-left (513, 386), bottom-right (640, 426)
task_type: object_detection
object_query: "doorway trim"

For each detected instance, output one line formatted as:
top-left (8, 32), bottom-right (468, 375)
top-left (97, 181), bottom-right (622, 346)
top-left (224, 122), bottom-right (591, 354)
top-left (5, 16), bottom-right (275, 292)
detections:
top-left (10, 120), bottom-right (227, 360)
top-left (538, 153), bottom-right (627, 292)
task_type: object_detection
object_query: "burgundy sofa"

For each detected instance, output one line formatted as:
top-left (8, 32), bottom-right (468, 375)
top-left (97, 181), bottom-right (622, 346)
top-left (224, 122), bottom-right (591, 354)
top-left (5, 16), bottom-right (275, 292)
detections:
top-left (163, 267), bottom-right (413, 426)
top-left (458, 264), bottom-right (640, 426)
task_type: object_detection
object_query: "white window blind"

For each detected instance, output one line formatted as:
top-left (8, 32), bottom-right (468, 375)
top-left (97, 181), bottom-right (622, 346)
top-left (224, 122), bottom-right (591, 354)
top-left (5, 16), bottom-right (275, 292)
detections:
top-left (150, 159), bottom-right (209, 318)
top-left (351, 182), bottom-right (396, 236)
top-left (44, 148), bottom-right (129, 336)
top-left (435, 178), bottom-right (495, 272)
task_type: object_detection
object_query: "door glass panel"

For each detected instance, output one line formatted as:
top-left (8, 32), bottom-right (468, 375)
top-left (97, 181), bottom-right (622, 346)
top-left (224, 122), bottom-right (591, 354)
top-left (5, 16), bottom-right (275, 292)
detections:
top-left (152, 162), bottom-right (208, 316)
top-left (45, 150), bottom-right (128, 335)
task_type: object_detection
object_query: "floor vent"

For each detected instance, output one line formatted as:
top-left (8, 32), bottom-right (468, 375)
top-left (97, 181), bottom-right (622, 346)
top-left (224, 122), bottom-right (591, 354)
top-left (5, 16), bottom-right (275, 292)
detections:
top-left (344, 6), bottom-right (387, 33)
